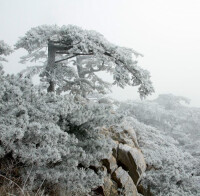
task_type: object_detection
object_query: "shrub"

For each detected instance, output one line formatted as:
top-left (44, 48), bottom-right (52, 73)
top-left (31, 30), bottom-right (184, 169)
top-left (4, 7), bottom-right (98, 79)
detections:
top-left (0, 65), bottom-right (121, 194)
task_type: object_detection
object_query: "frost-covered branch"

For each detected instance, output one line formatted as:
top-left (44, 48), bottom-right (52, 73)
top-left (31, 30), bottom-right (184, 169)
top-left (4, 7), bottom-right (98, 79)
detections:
top-left (0, 40), bottom-right (13, 62)
top-left (15, 24), bottom-right (154, 98)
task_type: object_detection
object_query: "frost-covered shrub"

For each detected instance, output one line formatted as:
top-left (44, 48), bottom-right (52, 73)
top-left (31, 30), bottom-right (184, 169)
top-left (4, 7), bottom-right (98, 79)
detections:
top-left (0, 40), bottom-right (13, 63)
top-left (0, 66), bottom-right (121, 194)
top-left (117, 98), bottom-right (200, 195)
top-left (120, 117), bottom-right (200, 195)
top-left (118, 97), bottom-right (200, 152)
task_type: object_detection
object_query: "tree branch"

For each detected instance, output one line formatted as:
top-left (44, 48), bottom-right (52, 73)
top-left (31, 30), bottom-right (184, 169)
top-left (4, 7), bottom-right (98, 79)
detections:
top-left (55, 54), bottom-right (78, 63)
top-left (82, 61), bottom-right (105, 76)
top-left (63, 78), bottom-right (95, 89)
top-left (56, 51), bottom-right (70, 54)
top-left (55, 52), bottom-right (94, 64)
top-left (66, 52), bottom-right (94, 56)
top-left (103, 51), bottom-right (142, 83)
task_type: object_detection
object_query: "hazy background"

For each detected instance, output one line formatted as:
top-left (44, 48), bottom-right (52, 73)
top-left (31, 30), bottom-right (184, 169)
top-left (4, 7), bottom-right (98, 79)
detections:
top-left (1, 0), bottom-right (200, 106)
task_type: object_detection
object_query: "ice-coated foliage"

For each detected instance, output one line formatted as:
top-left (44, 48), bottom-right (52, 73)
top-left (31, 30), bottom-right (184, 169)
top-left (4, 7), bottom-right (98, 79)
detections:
top-left (118, 95), bottom-right (200, 155)
top-left (15, 25), bottom-right (154, 98)
top-left (0, 65), bottom-right (123, 194)
top-left (121, 117), bottom-right (199, 196)
top-left (117, 97), bottom-right (200, 195)
top-left (0, 40), bottom-right (13, 63)
top-left (154, 94), bottom-right (190, 110)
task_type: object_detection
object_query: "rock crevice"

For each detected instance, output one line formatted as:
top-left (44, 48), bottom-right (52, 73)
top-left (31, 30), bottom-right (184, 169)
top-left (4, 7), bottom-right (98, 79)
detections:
top-left (100, 125), bottom-right (151, 196)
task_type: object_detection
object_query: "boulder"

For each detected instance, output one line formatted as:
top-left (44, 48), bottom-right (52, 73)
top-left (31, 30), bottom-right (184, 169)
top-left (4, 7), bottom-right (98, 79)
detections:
top-left (123, 127), bottom-right (139, 148)
top-left (117, 144), bottom-right (146, 185)
top-left (103, 175), bottom-right (118, 196)
top-left (102, 155), bottom-right (118, 174)
top-left (112, 167), bottom-right (138, 196)
top-left (101, 122), bottom-right (148, 195)
top-left (137, 184), bottom-right (153, 196)
top-left (101, 125), bottom-right (139, 148)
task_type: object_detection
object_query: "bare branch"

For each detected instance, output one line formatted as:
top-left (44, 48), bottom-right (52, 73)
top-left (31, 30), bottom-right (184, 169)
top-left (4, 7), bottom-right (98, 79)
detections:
top-left (67, 52), bottom-right (94, 56)
top-left (56, 51), bottom-right (70, 54)
top-left (0, 174), bottom-right (25, 196)
top-left (55, 54), bottom-right (78, 63)
top-left (55, 52), bottom-right (94, 64)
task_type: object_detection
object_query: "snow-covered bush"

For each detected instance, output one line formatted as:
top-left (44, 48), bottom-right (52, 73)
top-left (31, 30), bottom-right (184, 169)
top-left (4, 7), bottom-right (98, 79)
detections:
top-left (117, 98), bottom-right (200, 195)
top-left (118, 97), bottom-right (200, 155)
top-left (0, 41), bottom-right (12, 70)
top-left (122, 117), bottom-right (199, 196)
top-left (0, 66), bottom-right (122, 194)
top-left (0, 40), bottom-right (12, 63)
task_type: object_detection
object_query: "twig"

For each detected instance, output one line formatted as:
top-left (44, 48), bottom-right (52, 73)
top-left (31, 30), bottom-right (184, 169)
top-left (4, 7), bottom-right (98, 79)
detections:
top-left (22, 165), bottom-right (33, 191)
top-left (0, 174), bottom-right (25, 196)
top-left (35, 179), bottom-right (45, 196)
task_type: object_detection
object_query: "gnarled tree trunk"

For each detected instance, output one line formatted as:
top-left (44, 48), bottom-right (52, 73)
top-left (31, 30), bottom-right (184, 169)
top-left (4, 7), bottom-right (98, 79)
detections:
top-left (47, 41), bottom-right (56, 92)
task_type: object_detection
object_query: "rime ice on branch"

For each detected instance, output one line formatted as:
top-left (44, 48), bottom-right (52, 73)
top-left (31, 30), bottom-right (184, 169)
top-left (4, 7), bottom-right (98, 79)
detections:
top-left (15, 25), bottom-right (154, 98)
top-left (0, 40), bottom-right (13, 63)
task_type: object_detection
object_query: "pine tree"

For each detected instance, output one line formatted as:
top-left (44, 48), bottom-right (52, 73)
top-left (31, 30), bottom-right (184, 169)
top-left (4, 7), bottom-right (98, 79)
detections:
top-left (15, 25), bottom-right (154, 98)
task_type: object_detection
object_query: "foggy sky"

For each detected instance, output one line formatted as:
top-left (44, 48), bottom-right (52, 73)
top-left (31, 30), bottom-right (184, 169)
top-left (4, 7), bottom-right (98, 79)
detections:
top-left (1, 0), bottom-right (200, 106)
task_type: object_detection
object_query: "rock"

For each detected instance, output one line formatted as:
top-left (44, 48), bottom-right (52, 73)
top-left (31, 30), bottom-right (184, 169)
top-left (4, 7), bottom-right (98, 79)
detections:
top-left (137, 184), bottom-right (153, 196)
top-left (123, 127), bottom-right (139, 148)
top-left (111, 167), bottom-right (138, 196)
top-left (103, 175), bottom-right (118, 196)
top-left (102, 155), bottom-right (118, 174)
top-left (112, 145), bottom-right (118, 159)
top-left (117, 144), bottom-right (146, 185)
top-left (101, 122), bottom-right (148, 195)
top-left (101, 126), bottom-right (139, 148)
